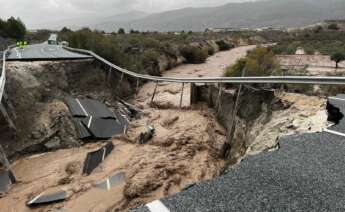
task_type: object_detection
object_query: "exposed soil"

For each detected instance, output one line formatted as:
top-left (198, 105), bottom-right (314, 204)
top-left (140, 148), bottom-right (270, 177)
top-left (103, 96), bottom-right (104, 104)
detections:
top-left (246, 92), bottom-right (329, 156)
top-left (0, 46), bottom-right (255, 211)
top-left (0, 45), bottom-right (330, 212)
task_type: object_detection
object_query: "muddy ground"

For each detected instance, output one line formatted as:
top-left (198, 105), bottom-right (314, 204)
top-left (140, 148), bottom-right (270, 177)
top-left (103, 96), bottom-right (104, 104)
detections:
top-left (0, 46), bottom-right (254, 211)
top-left (0, 45), bottom-right (331, 212)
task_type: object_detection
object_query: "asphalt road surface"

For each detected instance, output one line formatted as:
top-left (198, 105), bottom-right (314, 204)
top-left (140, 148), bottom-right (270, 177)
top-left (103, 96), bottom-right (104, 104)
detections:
top-left (7, 43), bottom-right (92, 61)
top-left (133, 95), bottom-right (345, 212)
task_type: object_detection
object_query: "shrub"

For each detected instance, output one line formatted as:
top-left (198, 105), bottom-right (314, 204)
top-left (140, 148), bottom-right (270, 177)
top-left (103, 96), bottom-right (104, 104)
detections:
top-left (142, 50), bottom-right (160, 76)
top-left (225, 47), bottom-right (281, 77)
top-left (328, 23), bottom-right (340, 30)
top-left (207, 46), bottom-right (215, 55)
top-left (180, 46), bottom-right (208, 64)
top-left (216, 40), bottom-right (234, 51)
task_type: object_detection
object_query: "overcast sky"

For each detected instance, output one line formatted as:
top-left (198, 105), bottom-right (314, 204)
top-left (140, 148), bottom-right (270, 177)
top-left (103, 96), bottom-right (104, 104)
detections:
top-left (0, 0), bottom-right (251, 28)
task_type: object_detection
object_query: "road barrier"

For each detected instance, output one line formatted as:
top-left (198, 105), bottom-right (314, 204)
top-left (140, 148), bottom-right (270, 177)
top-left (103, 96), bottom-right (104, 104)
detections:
top-left (64, 46), bottom-right (345, 85)
top-left (0, 48), bottom-right (9, 102)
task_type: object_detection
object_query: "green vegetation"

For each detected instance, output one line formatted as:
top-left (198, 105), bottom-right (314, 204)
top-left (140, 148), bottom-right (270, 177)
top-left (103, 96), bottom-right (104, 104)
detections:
top-left (216, 40), bottom-right (234, 51)
top-left (328, 23), bottom-right (340, 30)
top-left (59, 28), bottom-right (226, 75)
top-left (225, 47), bottom-right (281, 77)
top-left (118, 28), bottom-right (125, 34)
top-left (331, 52), bottom-right (345, 68)
top-left (180, 46), bottom-right (208, 64)
top-left (0, 17), bottom-right (26, 40)
top-left (272, 27), bottom-right (345, 55)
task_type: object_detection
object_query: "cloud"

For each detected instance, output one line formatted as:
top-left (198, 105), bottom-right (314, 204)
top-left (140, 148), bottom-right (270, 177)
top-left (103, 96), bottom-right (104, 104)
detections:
top-left (0, 0), bottom-right (249, 28)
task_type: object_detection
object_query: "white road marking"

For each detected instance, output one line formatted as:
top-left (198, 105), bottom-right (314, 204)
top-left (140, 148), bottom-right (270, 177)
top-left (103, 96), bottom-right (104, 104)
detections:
top-left (106, 178), bottom-right (111, 191)
top-left (146, 200), bottom-right (170, 212)
top-left (324, 128), bottom-right (345, 138)
top-left (87, 116), bottom-right (93, 128)
top-left (101, 147), bottom-right (106, 161)
top-left (15, 48), bottom-right (21, 59)
top-left (76, 98), bottom-right (89, 116)
top-left (28, 193), bottom-right (43, 205)
top-left (328, 97), bottom-right (345, 101)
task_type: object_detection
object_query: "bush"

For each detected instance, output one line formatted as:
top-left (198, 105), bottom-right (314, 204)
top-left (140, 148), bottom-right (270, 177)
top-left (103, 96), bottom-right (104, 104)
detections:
top-left (180, 46), bottom-right (208, 64)
top-left (142, 50), bottom-right (160, 76)
top-left (207, 46), bottom-right (215, 55)
top-left (216, 40), bottom-right (234, 51)
top-left (225, 47), bottom-right (281, 77)
top-left (328, 23), bottom-right (340, 30)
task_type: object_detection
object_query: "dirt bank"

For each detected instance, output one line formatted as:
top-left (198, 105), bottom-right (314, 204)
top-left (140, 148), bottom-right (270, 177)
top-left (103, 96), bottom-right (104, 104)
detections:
top-left (0, 46), bottom-right (255, 211)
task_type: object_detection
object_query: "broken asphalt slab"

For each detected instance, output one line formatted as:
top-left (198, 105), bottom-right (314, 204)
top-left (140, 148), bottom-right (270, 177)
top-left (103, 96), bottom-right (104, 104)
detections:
top-left (64, 97), bottom-right (114, 119)
top-left (82, 116), bottom-right (126, 139)
top-left (0, 170), bottom-right (16, 194)
top-left (27, 190), bottom-right (67, 207)
top-left (95, 172), bottom-right (126, 191)
top-left (65, 97), bottom-right (130, 139)
top-left (82, 142), bottom-right (114, 175)
top-left (132, 132), bottom-right (345, 212)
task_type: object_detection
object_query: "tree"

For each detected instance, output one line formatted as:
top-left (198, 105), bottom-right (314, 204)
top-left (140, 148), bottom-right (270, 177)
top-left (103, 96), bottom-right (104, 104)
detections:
top-left (61, 27), bottom-right (72, 33)
top-left (118, 28), bottom-right (125, 34)
top-left (331, 52), bottom-right (345, 68)
top-left (328, 23), bottom-right (340, 30)
top-left (5, 17), bottom-right (26, 39)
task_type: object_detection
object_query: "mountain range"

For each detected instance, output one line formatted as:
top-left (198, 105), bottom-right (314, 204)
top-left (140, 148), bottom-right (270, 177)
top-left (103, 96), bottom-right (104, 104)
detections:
top-left (38, 0), bottom-right (345, 32)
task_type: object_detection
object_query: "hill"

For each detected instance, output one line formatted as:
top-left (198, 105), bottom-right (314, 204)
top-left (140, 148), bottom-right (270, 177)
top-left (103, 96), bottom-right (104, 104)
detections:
top-left (94, 0), bottom-right (345, 32)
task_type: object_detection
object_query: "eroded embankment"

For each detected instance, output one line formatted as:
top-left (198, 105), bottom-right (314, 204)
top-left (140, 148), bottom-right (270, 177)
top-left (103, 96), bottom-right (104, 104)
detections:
top-left (0, 45), bottom-right (330, 212)
top-left (192, 84), bottom-right (329, 164)
top-left (0, 47), bottom-right (251, 211)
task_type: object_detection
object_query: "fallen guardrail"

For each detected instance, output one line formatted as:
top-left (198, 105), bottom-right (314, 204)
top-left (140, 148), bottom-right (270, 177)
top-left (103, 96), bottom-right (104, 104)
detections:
top-left (64, 46), bottom-right (345, 85)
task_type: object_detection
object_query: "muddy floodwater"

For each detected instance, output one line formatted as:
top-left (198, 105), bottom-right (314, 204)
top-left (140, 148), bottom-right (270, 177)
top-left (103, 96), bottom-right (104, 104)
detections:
top-left (0, 45), bottom-right (256, 211)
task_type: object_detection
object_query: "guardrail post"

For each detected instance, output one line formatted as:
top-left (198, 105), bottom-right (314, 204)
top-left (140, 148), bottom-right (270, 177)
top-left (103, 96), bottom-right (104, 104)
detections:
top-left (216, 83), bottom-right (223, 112)
top-left (151, 81), bottom-right (159, 104)
top-left (179, 83), bottom-right (185, 110)
top-left (135, 78), bottom-right (140, 98)
top-left (107, 67), bottom-right (112, 85)
top-left (120, 73), bottom-right (124, 83)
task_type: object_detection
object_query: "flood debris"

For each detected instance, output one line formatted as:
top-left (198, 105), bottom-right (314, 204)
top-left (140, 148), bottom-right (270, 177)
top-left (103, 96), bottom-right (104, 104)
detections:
top-left (95, 172), bottom-right (126, 191)
top-left (0, 145), bottom-right (16, 194)
top-left (0, 170), bottom-right (16, 194)
top-left (138, 125), bottom-right (155, 144)
top-left (82, 142), bottom-right (114, 175)
top-left (26, 189), bottom-right (67, 207)
top-left (65, 97), bottom-right (130, 139)
top-left (119, 100), bottom-right (143, 118)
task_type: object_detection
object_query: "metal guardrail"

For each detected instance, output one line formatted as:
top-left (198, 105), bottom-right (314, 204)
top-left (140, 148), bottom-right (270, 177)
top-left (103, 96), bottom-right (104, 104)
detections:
top-left (0, 45), bottom-right (16, 102)
top-left (65, 46), bottom-right (345, 85)
top-left (0, 48), bottom-right (9, 102)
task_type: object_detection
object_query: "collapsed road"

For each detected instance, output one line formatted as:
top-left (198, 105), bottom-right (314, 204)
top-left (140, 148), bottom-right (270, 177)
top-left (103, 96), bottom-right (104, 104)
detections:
top-left (0, 41), bottom-right (342, 212)
top-left (0, 44), bottom-right (255, 211)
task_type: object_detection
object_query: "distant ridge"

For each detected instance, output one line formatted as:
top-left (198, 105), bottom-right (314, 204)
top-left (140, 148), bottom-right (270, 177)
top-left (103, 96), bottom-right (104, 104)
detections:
top-left (93, 0), bottom-right (345, 32)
